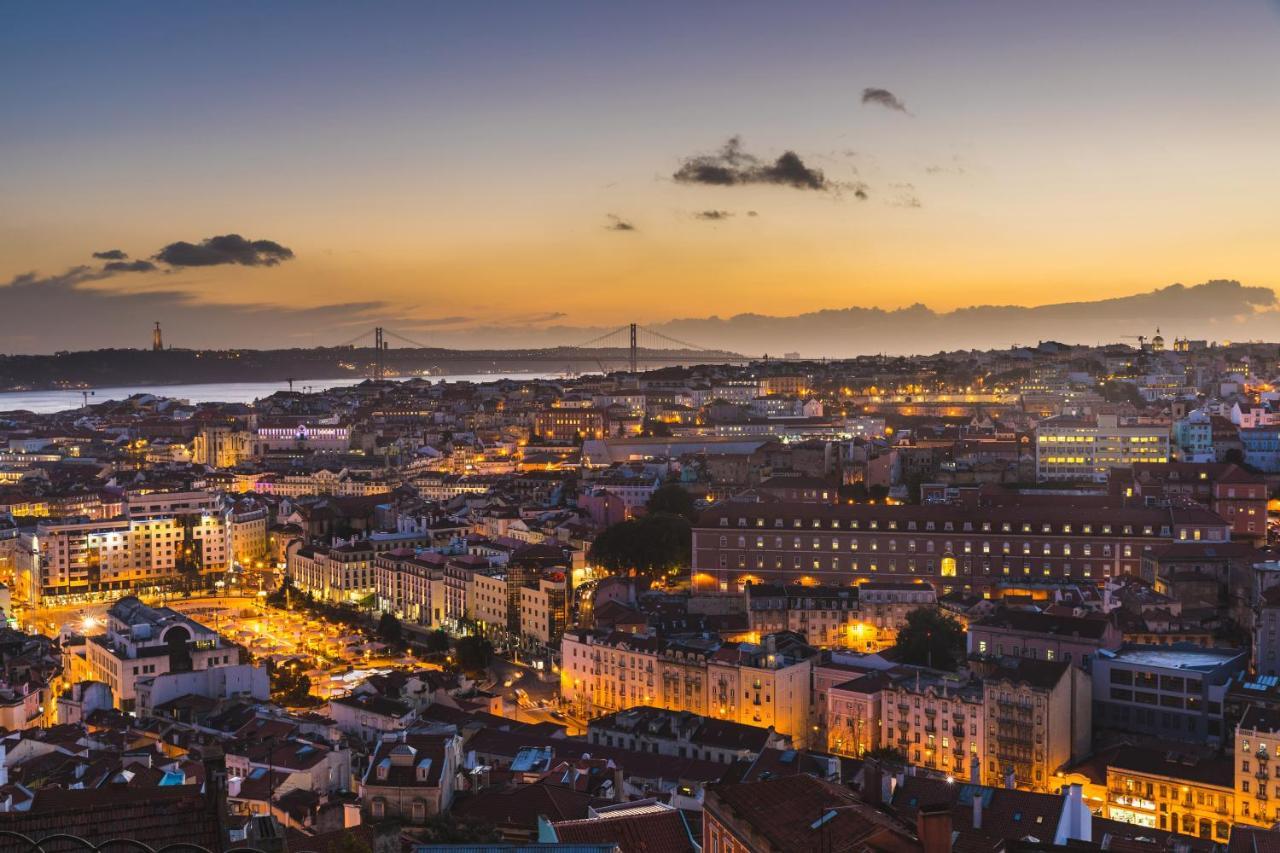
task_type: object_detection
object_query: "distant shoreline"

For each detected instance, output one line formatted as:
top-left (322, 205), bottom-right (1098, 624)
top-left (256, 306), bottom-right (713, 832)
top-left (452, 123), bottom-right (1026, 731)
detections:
top-left (0, 345), bottom-right (740, 393)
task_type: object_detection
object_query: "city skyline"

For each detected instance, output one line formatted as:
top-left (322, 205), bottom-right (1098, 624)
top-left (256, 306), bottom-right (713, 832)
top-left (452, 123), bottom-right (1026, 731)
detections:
top-left (6, 1), bottom-right (1280, 354)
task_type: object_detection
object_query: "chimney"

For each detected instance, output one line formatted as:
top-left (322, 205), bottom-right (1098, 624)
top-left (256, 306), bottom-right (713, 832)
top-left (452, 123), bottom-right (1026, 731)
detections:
top-left (916, 803), bottom-right (953, 853)
top-left (970, 753), bottom-right (981, 786)
top-left (972, 790), bottom-right (983, 830)
top-left (1055, 782), bottom-right (1092, 844)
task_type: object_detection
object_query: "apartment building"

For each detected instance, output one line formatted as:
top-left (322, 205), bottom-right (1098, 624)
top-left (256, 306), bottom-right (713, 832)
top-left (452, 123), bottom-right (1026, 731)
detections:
top-left (559, 630), bottom-right (817, 747)
top-left (1234, 705), bottom-right (1280, 829)
top-left (967, 608), bottom-right (1120, 668)
top-left (224, 499), bottom-right (269, 567)
top-left (745, 581), bottom-right (932, 651)
top-left (373, 551), bottom-right (469, 631)
top-left (979, 658), bottom-right (1091, 792)
top-left (692, 501), bottom-right (1229, 596)
top-left (859, 582), bottom-right (938, 649)
top-left (1105, 746), bottom-right (1233, 842)
top-left (518, 572), bottom-right (569, 647)
top-left (85, 596), bottom-right (239, 712)
top-left (532, 407), bottom-right (607, 443)
top-left (826, 670), bottom-right (894, 759)
top-left (21, 511), bottom-right (230, 604)
top-left (1129, 462), bottom-right (1268, 541)
top-left (587, 706), bottom-right (791, 765)
top-left (468, 568), bottom-right (507, 637)
top-left (745, 583), bottom-right (861, 648)
top-left (881, 669), bottom-right (985, 782)
top-left (361, 733), bottom-right (461, 824)
top-left (1035, 414), bottom-right (1170, 482)
top-left (706, 635), bottom-right (815, 746)
top-left (288, 541), bottom-right (375, 604)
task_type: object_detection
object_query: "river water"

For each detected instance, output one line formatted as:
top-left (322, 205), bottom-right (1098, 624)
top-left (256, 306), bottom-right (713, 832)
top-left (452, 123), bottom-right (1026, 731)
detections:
top-left (0, 372), bottom-right (564, 414)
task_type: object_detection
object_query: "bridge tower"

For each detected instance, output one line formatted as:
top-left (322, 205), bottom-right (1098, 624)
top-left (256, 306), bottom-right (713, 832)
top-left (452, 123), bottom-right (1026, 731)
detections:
top-left (374, 327), bottom-right (384, 381)
top-left (152, 321), bottom-right (163, 351)
top-left (629, 323), bottom-right (637, 375)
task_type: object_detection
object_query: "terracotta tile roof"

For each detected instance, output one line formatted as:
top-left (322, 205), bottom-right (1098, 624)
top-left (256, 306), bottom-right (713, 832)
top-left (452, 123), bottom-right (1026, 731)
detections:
top-left (452, 781), bottom-right (596, 831)
top-left (0, 784), bottom-right (222, 850)
top-left (707, 773), bottom-right (915, 852)
top-left (552, 804), bottom-right (698, 853)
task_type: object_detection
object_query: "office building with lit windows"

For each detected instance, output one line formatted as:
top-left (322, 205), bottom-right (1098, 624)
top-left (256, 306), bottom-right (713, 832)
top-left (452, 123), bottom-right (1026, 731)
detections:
top-left (1035, 414), bottom-right (1170, 482)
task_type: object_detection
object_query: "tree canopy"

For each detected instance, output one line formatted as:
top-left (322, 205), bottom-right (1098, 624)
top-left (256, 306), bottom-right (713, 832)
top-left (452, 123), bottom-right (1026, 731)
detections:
top-left (423, 628), bottom-right (451, 654)
top-left (377, 612), bottom-right (403, 644)
top-left (587, 512), bottom-right (692, 578)
top-left (269, 657), bottom-right (316, 706)
top-left (455, 634), bottom-right (494, 673)
top-left (646, 483), bottom-right (698, 522)
top-left (891, 607), bottom-right (966, 671)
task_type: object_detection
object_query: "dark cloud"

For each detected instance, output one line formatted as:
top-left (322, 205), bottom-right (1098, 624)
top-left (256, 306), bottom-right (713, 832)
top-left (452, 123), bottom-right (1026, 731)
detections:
top-left (673, 136), bottom-right (831, 192)
top-left (861, 87), bottom-right (909, 113)
top-left (854, 187), bottom-right (869, 201)
top-left (153, 233), bottom-right (295, 267)
top-left (92, 249), bottom-right (128, 261)
top-left (746, 210), bottom-right (759, 217)
top-left (694, 210), bottom-right (733, 220)
top-left (103, 259), bottom-right (159, 273)
top-left (605, 214), bottom-right (636, 232)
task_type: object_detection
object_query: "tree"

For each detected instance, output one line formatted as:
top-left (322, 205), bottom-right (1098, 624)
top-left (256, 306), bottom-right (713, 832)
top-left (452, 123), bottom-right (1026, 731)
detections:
top-left (640, 417), bottom-right (672, 437)
top-left (587, 512), bottom-right (692, 578)
top-left (891, 607), bottom-right (966, 671)
top-left (377, 612), bottom-right (403, 645)
top-left (423, 628), bottom-right (451, 654)
top-left (866, 746), bottom-right (908, 765)
top-left (1098, 379), bottom-right (1145, 408)
top-left (455, 635), bottom-right (493, 673)
top-left (269, 657), bottom-right (315, 706)
top-left (646, 483), bottom-right (697, 521)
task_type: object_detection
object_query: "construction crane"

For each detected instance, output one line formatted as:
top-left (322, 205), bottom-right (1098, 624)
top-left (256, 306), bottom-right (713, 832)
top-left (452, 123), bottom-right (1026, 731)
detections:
top-left (1121, 335), bottom-right (1147, 349)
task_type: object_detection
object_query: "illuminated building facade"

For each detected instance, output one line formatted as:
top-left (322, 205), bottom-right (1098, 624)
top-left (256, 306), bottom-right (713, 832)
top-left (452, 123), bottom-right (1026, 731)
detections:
top-left (1035, 414), bottom-right (1170, 482)
top-left (692, 501), bottom-right (1228, 596)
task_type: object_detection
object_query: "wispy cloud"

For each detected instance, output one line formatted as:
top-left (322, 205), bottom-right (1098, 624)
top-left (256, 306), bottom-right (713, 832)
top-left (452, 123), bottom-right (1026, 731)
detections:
top-left (605, 214), bottom-right (636, 232)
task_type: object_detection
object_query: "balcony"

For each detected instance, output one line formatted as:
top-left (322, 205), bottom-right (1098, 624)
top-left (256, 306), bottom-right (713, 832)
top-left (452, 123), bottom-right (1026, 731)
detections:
top-left (1257, 769), bottom-right (1270, 782)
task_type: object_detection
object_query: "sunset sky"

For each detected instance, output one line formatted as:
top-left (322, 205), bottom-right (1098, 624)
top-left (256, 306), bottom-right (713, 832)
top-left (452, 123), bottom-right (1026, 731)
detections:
top-left (4, 1), bottom-right (1280, 354)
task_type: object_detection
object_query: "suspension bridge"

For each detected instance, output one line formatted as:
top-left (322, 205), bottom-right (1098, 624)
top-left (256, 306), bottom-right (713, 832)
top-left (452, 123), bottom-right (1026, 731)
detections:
top-left (331, 323), bottom-right (751, 380)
